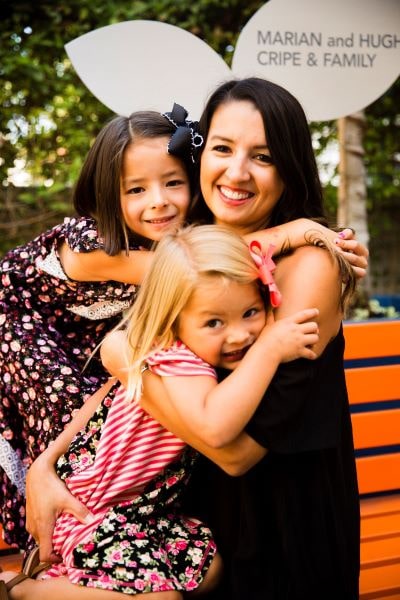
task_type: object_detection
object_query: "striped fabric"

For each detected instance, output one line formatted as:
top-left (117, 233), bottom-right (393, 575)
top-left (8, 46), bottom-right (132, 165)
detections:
top-left (147, 340), bottom-right (216, 378)
top-left (47, 342), bottom-right (215, 583)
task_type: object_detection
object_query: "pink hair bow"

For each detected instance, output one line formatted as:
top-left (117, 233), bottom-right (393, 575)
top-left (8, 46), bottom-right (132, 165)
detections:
top-left (249, 240), bottom-right (282, 308)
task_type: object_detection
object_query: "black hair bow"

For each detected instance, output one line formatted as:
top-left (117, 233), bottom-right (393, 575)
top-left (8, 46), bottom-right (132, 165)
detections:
top-left (163, 103), bottom-right (203, 163)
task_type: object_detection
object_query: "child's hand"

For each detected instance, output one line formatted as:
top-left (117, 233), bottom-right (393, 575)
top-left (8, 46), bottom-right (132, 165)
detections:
top-left (261, 308), bottom-right (320, 362)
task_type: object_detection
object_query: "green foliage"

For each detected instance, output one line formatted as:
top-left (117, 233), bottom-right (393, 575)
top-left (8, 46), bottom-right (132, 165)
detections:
top-left (364, 78), bottom-right (400, 237)
top-left (0, 0), bottom-right (399, 262)
top-left (0, 0), bottom-right (265, 253)
top-left (348, 298), bottom-right (400, 321)
top-left (310, 78), bottom-right (400, 230)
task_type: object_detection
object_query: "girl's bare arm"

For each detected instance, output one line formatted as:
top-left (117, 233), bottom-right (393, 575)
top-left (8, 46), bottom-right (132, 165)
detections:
top-left (59, 242), bottom-right (154, 284)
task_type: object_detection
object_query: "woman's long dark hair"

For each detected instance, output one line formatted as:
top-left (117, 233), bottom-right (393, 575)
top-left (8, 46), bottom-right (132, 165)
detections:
top-left (190, 77), bottom-right (327, 229)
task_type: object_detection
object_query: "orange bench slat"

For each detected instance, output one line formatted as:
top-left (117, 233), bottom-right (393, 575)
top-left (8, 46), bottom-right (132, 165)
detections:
top-left (344, 320), bottom-right (400, 360)
top-left (361, 510), bottom-right (400, 541)
top-left (359, 561), bottom-right (400, 598)
top-left (357, 454), bottom-right (400, 495)
top-left (345, 365), bottom-right (400, 405)
top-left (360, 533), bottom-right (400, 567)
top-left (361, 494), bottom-right (400, 519)
top-left (343, 320), bottom-right (400, 598)
top-left (351, 409), bottom-right (400, 449)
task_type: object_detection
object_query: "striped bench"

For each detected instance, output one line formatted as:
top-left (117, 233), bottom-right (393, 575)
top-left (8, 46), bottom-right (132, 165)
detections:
top-left (344, 319), bottom-right (400, 599)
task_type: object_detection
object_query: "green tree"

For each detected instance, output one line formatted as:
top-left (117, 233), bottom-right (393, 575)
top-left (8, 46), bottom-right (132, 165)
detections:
top-left (1, 0), bottom-right (399, 298)
top-left (0, 0), bottom-right (265, 252)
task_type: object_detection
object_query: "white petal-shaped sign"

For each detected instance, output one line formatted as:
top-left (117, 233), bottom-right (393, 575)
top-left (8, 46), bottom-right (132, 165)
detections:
top-left (232, 0), bottom-right (400, 121)
top-left (65, 20), bottom-right (232, 119)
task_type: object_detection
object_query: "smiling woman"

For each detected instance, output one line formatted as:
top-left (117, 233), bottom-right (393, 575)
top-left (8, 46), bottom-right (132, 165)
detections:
top-left (139, 78), bottom-right (362, 600)
top-left (200, 100), bottom-right (285, 234)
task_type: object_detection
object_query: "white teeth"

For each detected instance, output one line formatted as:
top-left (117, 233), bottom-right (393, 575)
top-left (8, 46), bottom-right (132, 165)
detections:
top-left (147, 217), bottom-right (172, 224)
top-left (220, 186), bottom-right (252, 200)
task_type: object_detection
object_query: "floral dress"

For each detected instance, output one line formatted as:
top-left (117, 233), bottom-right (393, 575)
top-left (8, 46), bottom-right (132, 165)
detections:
top-left (0, 216), bottom-right (139, 547)
top-left (44, 344), bottom-right (217, 594)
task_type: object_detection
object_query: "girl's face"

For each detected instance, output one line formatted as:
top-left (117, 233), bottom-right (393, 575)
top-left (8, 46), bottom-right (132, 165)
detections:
top-left (120, 136), bottom-right (190, 241)
top-left (177, 277), bottom-right (266, 370)
top-left (200, 100), bottom-right (285, 235)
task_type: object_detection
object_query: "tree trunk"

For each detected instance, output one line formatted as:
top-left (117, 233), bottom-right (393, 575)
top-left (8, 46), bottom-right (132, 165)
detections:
top-left (337, 111), bottom-right (371, 296)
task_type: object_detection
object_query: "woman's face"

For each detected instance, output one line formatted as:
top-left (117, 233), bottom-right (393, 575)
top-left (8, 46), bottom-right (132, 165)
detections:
top-left (200, 100), bottom-right (285, 235)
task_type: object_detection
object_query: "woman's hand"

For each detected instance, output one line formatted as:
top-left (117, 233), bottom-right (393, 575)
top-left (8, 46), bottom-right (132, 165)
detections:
top-left (244, 221), bottom-right (369, 280)
top-left (26, 455), bottom-right (94, 563)
top-left (333, 228), bottom-right (369, 279)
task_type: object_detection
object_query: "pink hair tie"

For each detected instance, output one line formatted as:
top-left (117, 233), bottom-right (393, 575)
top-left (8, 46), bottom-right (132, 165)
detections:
top-left (249, 240), bottom-right (282, 308)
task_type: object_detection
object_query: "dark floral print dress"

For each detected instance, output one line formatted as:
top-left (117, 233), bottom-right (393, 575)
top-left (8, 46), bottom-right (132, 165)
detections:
top-left (44, 380), bottom-right (216, 594)
top-left (0, 216), bottom-right (139, 547)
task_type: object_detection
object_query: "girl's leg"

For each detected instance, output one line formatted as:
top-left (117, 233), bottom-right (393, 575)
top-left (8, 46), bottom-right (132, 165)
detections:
top-left (1, 572), bottom-right (182, 600)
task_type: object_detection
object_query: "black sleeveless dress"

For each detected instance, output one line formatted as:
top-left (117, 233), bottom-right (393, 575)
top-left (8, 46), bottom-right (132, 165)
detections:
top-left (184, 326), bottom-right (360, 600)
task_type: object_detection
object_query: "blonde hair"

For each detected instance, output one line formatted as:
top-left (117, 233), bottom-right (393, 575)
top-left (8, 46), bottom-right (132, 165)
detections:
top-left (117, 224), bottom-right (262, 399)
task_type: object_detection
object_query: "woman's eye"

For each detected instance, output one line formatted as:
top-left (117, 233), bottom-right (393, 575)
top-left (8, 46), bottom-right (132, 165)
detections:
top-left (255, 153), bottom-right (273, 164)
top-left (205, 318), bottom-right (223, 329)
top-left (212, 145), bottom-right (230, 153)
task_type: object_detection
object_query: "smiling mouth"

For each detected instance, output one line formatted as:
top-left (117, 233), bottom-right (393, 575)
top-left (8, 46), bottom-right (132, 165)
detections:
top-left (219, 186), bottom-right (254, 202)
top-left (145, 216), bottom-right (176, 224)
top-left (222, 345), bottom-right (251, 361)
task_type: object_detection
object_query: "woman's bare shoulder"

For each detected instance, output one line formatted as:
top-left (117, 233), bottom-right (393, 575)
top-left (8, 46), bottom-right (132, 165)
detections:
top-left (274, 246), bottom-right (343, 353)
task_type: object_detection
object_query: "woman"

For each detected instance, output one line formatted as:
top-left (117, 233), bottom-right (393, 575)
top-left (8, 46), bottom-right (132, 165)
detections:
top-left (139, 78), bottom-right (361, 599)
top-left (0, 101), bottom-right (361, 551)
top-left (27, 78), bottom-right (361, 599)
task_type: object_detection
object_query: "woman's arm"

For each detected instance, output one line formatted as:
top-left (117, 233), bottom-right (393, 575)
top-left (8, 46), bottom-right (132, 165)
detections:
top-left (273, 244), bottom-right (344, 354)
top-left (160, 309), bottom-right (319, 448)
top-left (243, 219), bottom-right (368, 278)
top-left (139, 245), bottom-right (343, 469)
top-left (25, 378), bottom-right (115, 562)
top-left (102, 311), bottom-right (319, 449)
top-left (141, 372), bottom-right (267, 476)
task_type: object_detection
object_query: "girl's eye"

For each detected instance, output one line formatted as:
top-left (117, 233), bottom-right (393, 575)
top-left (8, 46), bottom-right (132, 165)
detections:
top-left (127, 186), bottom-right (144, 195)
top-left (166, 179), bottom-right (186, 187)
top-left (205, 318), bottom-right (223, 329)
top-left (243, 307), bottom-right (260, 319)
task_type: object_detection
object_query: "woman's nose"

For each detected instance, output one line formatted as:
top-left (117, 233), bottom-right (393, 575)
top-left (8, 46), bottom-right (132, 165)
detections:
top-left (226, 155), bottom-right (250, 182)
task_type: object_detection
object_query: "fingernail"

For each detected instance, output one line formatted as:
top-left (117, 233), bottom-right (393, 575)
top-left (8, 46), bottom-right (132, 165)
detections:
top-left (334, 238), bottom-right (341, 245)
top-left (83, 513), bottom-right (96, 524)
top-left (338, 231), bottom-right (346, 239)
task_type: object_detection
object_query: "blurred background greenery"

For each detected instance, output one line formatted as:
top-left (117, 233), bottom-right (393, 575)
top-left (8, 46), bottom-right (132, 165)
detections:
top-left (1, 0), bottom-right (399, 309)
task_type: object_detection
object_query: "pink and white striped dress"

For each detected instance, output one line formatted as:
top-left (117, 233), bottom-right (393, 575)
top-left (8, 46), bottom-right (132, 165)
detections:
top-left (45, 341), bottom-right (216, 585)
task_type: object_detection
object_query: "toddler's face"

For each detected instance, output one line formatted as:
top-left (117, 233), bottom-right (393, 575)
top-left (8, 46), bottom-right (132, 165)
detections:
top-left (178, 277), bottom-right (266, 370)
